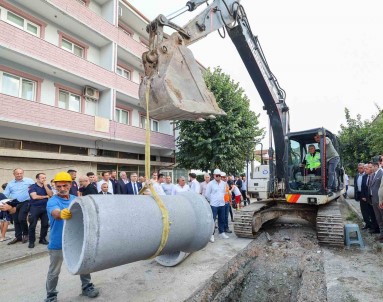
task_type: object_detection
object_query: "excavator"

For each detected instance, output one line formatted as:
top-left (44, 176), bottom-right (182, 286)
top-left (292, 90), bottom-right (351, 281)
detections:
top-left (139, 0), bottom-right (345, 246)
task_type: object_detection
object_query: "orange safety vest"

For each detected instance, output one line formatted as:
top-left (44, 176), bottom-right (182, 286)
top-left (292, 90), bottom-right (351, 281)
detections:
top-left (224, 184), bottom-right (231, 203)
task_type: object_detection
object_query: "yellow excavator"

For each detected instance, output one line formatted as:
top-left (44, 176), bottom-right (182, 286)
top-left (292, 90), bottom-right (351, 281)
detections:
top-left (139, 0), bottom-right (346, 246)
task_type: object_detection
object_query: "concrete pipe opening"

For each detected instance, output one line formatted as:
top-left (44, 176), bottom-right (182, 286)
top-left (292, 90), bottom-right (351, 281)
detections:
top-left (63, 202), bottom-right (85, 273)
top-left (155, 251), bottom-right (190, 267)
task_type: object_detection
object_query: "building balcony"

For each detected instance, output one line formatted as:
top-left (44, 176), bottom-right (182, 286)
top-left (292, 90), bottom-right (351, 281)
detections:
top-left (0, 20), bottom-right (139, 99)
top-left (0, 93), bottom-right (175, 151)
top-left (11, 0), bottom-right (148, 62)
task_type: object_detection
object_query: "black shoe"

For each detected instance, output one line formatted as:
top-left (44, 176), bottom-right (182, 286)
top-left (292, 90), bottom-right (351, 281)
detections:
top-left (28, 242), bottom-right (35, 248)
top-left (369, 229), bottom-right (380, 234)
top-left (44, 295), bottom-right (57, 302)
top-left (22, 235), bottom-right (28, 244)
top-left (82, 283), bottom-right (99, 298)
top-left (7, 237), bottom-right (22, 245)
top-left (361, 226), bottom-right (369, 230)
top-left (39, 239), bottom-right (49, 245)
top-left (225, 229), bottom-right (233, 233)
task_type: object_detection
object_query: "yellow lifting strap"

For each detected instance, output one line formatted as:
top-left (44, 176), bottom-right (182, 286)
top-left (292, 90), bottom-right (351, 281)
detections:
top-left (140, 80), bottom-right (170, 259)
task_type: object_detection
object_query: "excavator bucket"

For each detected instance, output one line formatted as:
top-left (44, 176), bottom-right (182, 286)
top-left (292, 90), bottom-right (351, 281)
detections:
top-left (139, 33), bottom-right (226, 121)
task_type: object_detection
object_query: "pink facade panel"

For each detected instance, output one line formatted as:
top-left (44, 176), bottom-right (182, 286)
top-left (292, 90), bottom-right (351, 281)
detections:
top-left (112, 121), bottom-right (175, 149)
top-left (0, 94), bottom-right (174, 150)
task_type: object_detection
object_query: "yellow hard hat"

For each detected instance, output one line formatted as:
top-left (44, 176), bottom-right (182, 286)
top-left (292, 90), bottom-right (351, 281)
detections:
top-left (53, 172), bottom-right (72, 182)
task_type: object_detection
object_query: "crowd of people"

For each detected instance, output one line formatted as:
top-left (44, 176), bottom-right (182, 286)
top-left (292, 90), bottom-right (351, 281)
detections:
top-left (0, 167), bottom-right (249, 301)
top-left (0, 168), bottom-right (250, 245)
top-left (353, 157), bottom-right (383, 243)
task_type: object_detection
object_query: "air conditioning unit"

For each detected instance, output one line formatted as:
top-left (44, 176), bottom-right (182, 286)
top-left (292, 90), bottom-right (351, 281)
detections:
top-left (84, 86), bottom-right (99, 100)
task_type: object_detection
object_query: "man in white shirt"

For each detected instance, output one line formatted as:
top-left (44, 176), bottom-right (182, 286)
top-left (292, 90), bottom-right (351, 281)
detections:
top-left (171, 176), bottom-right (190, 195)
top-left (205, 169), bottom-right (229, 242)
top-left (200, 173), bottom-right (211, 197)
top-left (97, 172), bottom-right (114, 194)
top-left (152, 173), bottom-right (166, 196)
top-left (189, 173), bottom-right (201, 193)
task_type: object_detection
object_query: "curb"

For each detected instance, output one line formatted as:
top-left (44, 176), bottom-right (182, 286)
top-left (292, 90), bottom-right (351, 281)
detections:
top-left (343, 198), bottom-right (363, 221)
top-left (0, 250), bottom-right (48, 268)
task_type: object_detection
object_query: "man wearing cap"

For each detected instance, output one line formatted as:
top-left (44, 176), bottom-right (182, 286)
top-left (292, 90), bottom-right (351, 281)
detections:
top-left (205, 169), bottom-right (229, 242)
top-left (189, 172), bottom-right (201, 193)
top-left (44, 172), bottom-right (99, 302)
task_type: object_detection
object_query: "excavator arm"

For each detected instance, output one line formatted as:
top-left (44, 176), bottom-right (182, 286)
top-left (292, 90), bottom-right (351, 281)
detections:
top-left (139, 0), bottom-right (288, 180)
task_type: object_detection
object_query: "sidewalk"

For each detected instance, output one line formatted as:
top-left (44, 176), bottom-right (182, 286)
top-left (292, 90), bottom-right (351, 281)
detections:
top-left (0, 222), bottom-right (49, 267)
top-left (343, 196), bottom-right (363, 221)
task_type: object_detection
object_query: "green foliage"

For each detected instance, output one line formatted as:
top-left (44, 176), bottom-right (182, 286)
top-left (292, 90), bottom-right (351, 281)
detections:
top-left (175, 67), bottom-right (264, 174)
top-left (338, 107), bottom-right (382, 175)
top-left (369, 109), bottom-right (383, 155)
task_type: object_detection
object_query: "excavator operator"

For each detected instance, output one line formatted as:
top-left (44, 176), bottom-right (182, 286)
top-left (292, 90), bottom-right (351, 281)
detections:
top-left (301, 145), bottom-right (321, 176)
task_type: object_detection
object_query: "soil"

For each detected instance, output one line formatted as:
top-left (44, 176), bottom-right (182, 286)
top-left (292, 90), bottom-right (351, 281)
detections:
top-left (187, 200), bottom-right (383, 302)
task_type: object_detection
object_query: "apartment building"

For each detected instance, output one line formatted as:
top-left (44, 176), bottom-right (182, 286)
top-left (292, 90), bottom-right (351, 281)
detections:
top-left (0, 0), bottom-right (182, 184)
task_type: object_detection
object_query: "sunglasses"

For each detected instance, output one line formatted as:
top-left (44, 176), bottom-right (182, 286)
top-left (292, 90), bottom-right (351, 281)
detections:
top-left (214, 175), bottom-right (221, 177)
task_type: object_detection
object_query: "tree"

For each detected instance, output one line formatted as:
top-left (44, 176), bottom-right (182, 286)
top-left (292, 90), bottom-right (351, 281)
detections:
top-left (338, 108), bottom-right (373, 174)
top-left (175, 67), bottom-right (264, 174)
top-left (369, 106), bottom-right (383, 155)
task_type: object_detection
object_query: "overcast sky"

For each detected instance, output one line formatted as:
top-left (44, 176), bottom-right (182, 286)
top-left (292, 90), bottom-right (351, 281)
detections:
top-left (129, 0), bottom-right (382, 144)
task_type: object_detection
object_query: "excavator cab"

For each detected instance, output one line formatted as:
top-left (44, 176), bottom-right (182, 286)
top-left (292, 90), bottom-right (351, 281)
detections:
top-left (139, 33), bottom-right (226, 121)
top-left (285, 128), bottom-right (344, 198)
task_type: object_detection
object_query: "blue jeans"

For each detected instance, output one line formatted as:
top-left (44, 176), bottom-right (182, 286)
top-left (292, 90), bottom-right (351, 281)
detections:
top-left (211, 205), bottom-right (225, 234)
top-left (327, 156), bottom-right (340, 190)
top-left (224, 203), bottom-right (231, 231)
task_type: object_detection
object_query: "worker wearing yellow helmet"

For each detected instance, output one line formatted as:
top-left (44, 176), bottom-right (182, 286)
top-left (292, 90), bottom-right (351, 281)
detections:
top-left (44, 172), bottom-right (99, 302)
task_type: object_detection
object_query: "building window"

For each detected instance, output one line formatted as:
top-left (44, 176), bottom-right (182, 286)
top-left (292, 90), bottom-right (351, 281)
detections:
top-left (61, 38), bottom-right (84, 58)
top-left (59, 90), bottom-right (81, 112)
top-left (115, 108), bottom-right (130, 125)
top-left (140, 116), bottom-right (159, 132)
top-left (85, 97), bottom-right (97, 116)
top-left (3, 8), bottom-right (40, 36)
top-left (0, 71), bottom-right (36, 101)
top-left (152, 120), bottom-right (159, 132)
top-left (116, 66), bottom-right (131, 79)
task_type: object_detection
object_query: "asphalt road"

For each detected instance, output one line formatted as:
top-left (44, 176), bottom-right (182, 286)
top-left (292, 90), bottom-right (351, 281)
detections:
top-left (0, 232), bottom-right (251, 302)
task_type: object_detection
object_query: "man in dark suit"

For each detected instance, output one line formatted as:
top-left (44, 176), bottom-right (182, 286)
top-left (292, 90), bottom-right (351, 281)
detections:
top-left (109, 170), bottom-right (119, 194)
top-left (79, 176), bottom-right (98, 196)
top-left (117, 172), bottom-right (129, 195)
top-left (355, 163), bottom-right (369, 229)
top-left (361, 163), bottom-right (379, 233)
top-left (99, 183), bottom-right (112, 195)
top-left (369, 162), bottom-right (383, 241)
top-left (127, 173), bottom-right (142, 195)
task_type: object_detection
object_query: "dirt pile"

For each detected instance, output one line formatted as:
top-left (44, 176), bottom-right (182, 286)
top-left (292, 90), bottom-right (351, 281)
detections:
top-left (187, 223), bottom-right (327, 302)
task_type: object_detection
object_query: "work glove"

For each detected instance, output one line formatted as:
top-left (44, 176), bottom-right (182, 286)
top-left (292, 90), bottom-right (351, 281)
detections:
top-left (60, 208), bottom-right (72, 220)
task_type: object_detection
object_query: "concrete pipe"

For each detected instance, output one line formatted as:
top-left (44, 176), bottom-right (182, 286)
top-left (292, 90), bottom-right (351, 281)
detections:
top-left (63, 192), bottom-right (214, 275)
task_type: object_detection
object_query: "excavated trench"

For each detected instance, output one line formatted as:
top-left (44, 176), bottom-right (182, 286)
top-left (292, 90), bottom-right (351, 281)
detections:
top-left (186, 220), bottom-right (328, 302)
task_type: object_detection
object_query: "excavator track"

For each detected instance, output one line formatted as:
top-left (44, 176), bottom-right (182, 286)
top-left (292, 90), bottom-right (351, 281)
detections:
top-left (234, 199), bottom-right (344, 246)
top-left (316, 200), bottom-right (344, 246)
top-left (233, 202), bottom-right (273, 238)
